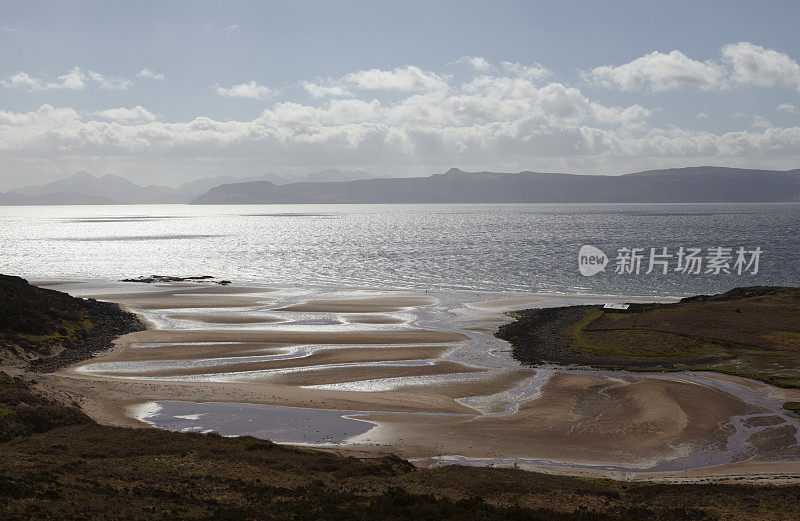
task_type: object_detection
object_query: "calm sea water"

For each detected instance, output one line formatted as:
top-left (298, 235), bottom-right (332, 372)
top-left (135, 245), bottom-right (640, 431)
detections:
top-left (1, 203), bottom-right (798, 296)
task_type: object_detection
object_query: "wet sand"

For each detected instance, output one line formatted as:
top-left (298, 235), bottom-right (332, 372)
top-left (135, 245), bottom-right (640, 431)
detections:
top-left (277, 295), bottom-right (439, 313)
top-left (165, 312), bottom-right (285, 324)
top-left (352, 373), bottom-right (755, 465)
top-left (99, 328), bottom-right (467, 345)
top-left (22, 281), bottom-right (800, 483)
top-left (342, 314), bottom-right (406, 324)
top-left (105, 295), bottom-right (271, 309)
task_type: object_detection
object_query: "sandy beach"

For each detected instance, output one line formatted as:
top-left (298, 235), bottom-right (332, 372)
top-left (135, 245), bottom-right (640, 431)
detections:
top-left (22, 280), bottom-right (800, 483)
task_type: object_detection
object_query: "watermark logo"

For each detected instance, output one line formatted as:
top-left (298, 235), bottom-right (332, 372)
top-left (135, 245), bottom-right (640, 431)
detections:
top-left (578, 245), bottom-right (609, 276)
top-left (578, 245), bottom-right (762, 276)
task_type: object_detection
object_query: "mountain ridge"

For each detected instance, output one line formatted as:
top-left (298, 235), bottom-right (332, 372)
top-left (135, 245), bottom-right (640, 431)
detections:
top-left (3, 166), bottom-right (800, 205)
top-left (191, 166), bottom-right (800, 204)
top-left (2, 169), bottom-right (379, 205)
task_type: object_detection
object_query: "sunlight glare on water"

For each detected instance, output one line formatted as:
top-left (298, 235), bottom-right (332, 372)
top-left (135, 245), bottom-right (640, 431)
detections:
top-left (2, 203), bottom-right (798, 295)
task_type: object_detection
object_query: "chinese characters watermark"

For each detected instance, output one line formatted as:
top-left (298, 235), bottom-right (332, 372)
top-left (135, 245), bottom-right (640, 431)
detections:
top-left (578, 245), bottom-right (762, 276)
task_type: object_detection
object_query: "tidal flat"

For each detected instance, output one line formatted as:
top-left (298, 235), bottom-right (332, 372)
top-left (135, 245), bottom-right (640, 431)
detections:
top-left (29, 279), bottom-right (800, 483)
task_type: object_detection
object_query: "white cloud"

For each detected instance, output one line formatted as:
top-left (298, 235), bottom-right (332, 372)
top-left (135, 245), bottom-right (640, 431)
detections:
top-left (301, 66), bottom-right (451, 99)
top-left (591, 102), bottom-right (652, 125)
top-left (752, 115), bottom-right (772, 129)
top-left (51, 67), bottom-right (87, 90)
top-left (3, 103), bottom-right (798, 178)
top-left (224, 24), bottom-right (240, 31)
top-left (259, 99), bottom-right (382, 127)
top-left (500, 61), bottom-right (550, 81)
top-left (0, 71), bottom-right (43, 90)
top-left (589, 50), bottom-right (724, 91)
top-left (3, 25), bottom-right (21, 33)
top-left (301, 81), bottom-right (353, 98)
top-left (697, 112), bottom-right (709, 119)
top-left (0, 73), bottom-right (671, 165)
top-left (456, 56), bottom-right (493, 72)
top-left (92, 106), bottom-right (158, 122)
top-left (722, 42), bottom-right (800, 90)
top-left (213, 81), bottom-right (272, 99)
top-left (1, 66), bottom-right (134, 91)
top-left (3, 58), bottom-right (800, 184)
top-left (777, 102), bottom-right (798, 114)
top-left (590, 42), bottom-right (800, 92)
top-left (88, 70), bottom-right (132, 90)
top-left (137, 68), bottom-right (166, 81)
top-left (454, 57), bottom-right (550, 81)
top-left (342, 66), bottom-right (449, 92)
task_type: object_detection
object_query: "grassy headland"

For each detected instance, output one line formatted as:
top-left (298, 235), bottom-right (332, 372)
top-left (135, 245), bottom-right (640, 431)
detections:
top-left (496, 286), bottom-right (800, 388)
top-left (0, 274), bottom-right (145, 372)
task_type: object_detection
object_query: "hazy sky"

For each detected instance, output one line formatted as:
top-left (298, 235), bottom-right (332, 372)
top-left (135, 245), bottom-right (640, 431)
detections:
top-left (1, 0), bottom-right (800, 189)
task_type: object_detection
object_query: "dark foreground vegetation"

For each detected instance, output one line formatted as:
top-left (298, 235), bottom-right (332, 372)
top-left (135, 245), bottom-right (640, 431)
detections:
top-left (497, 286), bottom-right (800, 388)
top-left (3, 372), bottom-right (800, 521)
top-left (0, 274), bottom-right (145, 372)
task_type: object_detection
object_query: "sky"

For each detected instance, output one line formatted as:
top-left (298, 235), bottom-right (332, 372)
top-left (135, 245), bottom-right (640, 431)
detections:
top-left (1, 0), bottom-right (800, 189)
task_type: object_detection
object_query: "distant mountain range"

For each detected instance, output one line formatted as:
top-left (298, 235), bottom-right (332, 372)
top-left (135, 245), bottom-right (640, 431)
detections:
top-left (174, 170), bottom-right (378, 194)
top-left (0, 169), bottom-right (378, 205)
top-left (3, 166), bottom-right (799, 205)
top-left (6, 171), bottom-right (181, 204)
top-left (191, 166), bottom-right (800, 204)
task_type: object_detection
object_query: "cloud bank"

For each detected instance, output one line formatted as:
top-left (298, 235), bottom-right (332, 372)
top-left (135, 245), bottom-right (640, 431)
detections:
top-left (589, 42), bottom-right (800, 91)
top-left (1, 43), bottom-right (799, 186)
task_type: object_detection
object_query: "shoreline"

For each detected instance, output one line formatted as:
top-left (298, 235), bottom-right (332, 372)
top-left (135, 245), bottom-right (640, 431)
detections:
top-left (25, 275), bottom-right (689, 303)
top-left (9, 279), bottom-right (800, 484)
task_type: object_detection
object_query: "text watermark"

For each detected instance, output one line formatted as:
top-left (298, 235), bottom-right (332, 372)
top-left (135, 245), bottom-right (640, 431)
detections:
top-left (578, 245), bottom-right (762, 277)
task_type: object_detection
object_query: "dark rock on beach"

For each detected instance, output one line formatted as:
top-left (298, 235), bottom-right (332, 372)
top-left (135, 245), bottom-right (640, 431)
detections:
top-left (120, 275), bottom-right (233, 285)
top-left (120, 274), bottom-right (214, 283)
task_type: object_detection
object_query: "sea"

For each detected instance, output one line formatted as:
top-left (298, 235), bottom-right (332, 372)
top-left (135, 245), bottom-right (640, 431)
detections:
top-left (2, 203), bottom-right (798, 297)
